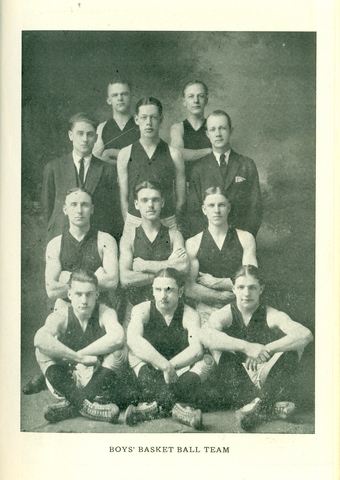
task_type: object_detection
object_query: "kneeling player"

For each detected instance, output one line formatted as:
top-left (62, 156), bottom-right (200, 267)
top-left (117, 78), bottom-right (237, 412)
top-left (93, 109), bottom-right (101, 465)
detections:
top-left (34, 269), bottom-right (129, 423)
top-left (125, 268), bottom-right (206, 429)
top-left (200, 265), bottom-right (313, 431)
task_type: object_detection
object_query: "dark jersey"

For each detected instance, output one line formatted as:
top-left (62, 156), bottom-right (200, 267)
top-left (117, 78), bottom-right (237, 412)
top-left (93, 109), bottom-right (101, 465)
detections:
top-left (128, 224), bottom-right (172, 305)
top-left (60, 228), bottom-right (102, 273)
top-left (196, 227), bottom-right (243, 279)
top-left (127, 140), bottom-right (176, 218)
top-left (224, 303), bottom-right (283, 363)
top-left (182, 119), bottom-right (211, 181)
top-left (102, 117), bottom-right (140, 151)
top-left (59, 304), bottom-right (105, 354)
top-left (143, 300), bottom-right (189, 360)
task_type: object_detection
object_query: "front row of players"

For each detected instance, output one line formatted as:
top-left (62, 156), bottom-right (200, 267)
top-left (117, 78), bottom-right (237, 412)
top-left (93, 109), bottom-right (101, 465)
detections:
top-left (32, 183), bottom-right (312, 431)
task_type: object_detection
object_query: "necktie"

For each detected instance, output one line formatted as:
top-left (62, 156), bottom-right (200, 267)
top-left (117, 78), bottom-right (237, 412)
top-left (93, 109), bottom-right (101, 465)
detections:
top-left (219, 153), bottom-right (228, 179)
top-left (78, 158), bottom-right (85, 186)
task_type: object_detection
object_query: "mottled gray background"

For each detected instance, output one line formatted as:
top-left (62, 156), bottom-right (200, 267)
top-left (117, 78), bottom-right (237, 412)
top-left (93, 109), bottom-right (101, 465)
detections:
top-left (21, 32), bottom-right (315, 430)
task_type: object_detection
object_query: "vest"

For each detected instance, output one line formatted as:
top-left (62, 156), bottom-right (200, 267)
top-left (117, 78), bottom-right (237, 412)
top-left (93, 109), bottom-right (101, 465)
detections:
top-left (59, 304), bottom-right (105, 353)
top-left (127, 140), bottom-right (176, 218)
top-left (143, 300), bottom-right (188, 360)
top-left (196, 227), bottom-right (243, 279)
top-left (102, 117), bottom-right (140, 150)
top-left (60, 228), bottom-right (102, 273)
top-left (183, 118), bottom-right (211, 181)
top-left (128, 224), bottom-right (172, 305)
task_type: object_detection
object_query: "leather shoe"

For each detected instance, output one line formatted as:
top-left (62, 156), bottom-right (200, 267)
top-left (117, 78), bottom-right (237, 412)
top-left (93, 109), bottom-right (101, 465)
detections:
top-left (22, 373), bottom-right (47, 395)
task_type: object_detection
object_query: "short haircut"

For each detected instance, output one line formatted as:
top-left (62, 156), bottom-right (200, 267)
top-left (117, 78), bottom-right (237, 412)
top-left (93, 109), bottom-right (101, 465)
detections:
top-left (68, 112), bottom-right (98, 131)
top-left (203, 186), bottom-right (230, 203)
top-left (107, 77), bottom-right (132, 93)
top-left (68, 269), bottom-right (99, 289)
top-left (153, 267), bottom-right (185, 289)
top-left (232, 265), bottom-right (265, 286)
top-left (134, 180), bottom-right (163, 200)
top-left (64, 187), bottom-right (93, 204)
top-left (135, 97), bottom-right (163, 116)
top-left (206, 110), bottom-right (232, 130)
top-left (182, 80), bottom-right (209, 97)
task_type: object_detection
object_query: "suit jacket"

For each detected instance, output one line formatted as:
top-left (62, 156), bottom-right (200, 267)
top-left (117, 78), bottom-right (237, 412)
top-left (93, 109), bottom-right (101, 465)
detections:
top-left (41, 153), bottom-right (122, 243)
top-left (189, 149), bottom-right (263, 237)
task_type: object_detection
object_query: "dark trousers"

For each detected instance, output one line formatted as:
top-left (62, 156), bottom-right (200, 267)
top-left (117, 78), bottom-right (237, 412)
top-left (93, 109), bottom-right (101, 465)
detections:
top-left (136, 365), bottom-right (202, 412)
top-left (45, 364), bottom-right (138, 410)
top-left (198, 351), bottom-right (299, 411)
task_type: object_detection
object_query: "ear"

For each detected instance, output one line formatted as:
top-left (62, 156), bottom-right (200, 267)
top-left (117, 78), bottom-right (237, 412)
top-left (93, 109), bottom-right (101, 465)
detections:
top-left (161, 197), bottom-right (165, 208)
top-left (90, 205), bottom-right (94, 215)
top-left (62, 204), bottom-right (68, 216)
top-left (232, 285), bottom-right (236, 295)
top-left (106, 96), bottom-right (111, 106)
top-left (67, 289), bottom-right (72, 300)
top-left (68, 130), bottom-right (73, 141)
top-left (205, 129), bottom-right (210, 139)
top-left (134, 199), bottom-right (140, 211)
top-left (259, 285), bottom-right (264, 295)
top-left (178, 286), bottom-right (184, 298)
top-left (134, 114), bottom-right (139, 125)
top-left (202, 204), bottom-right (207, 216)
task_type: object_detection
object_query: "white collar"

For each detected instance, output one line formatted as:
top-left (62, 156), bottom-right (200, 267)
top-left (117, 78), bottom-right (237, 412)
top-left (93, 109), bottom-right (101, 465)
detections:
top-left (213, 149), bottom-right (231, 165)
top-left (72, 152), bottom-right (92, 167)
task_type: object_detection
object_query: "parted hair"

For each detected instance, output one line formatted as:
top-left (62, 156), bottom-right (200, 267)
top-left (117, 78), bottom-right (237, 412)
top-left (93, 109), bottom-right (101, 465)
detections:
top-left (64, 187), bottom-right (93, 204)
top-left (232, 265), bottom-right (265, 286)
top-left (182, 80), bottom-right (209, 97)
top-left (202, 186), bottom-right (230, 203)
top-left (68, 112), bottom-right (98, 131)
top-left (68, 269), bottom-right (99, 289)
top-left (134, 180), bottom-right (163, 200)
top-left (153, 267), bottom-right (185, 289)
top-left (206, 110), bottom-right (232, 130)
top-left (135, 97), bottom-right (163, 116)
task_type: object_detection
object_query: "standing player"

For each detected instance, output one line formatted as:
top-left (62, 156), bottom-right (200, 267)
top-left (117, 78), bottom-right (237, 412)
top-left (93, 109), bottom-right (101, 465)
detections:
top-left (200, 265), bottom-right (313, 431)
top-left (34, 270), bottom-right (128, 424)
top-left (185, 187), bottom-right (257, 325)
top-left (93, 78), bottom-right (140, 165)
top-left (117, 97), bottom-right (186, 238)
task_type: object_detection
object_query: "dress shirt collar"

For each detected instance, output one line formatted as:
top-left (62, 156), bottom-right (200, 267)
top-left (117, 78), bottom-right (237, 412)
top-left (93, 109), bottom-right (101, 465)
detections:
top-left (72, 151), bottom-right (92, 171)
top-left (213, 149), bottom-right (231, 166)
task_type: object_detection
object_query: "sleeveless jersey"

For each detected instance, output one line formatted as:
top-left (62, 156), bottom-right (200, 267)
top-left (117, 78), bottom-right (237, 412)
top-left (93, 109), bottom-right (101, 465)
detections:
top-left (128, 224), bottom-right (172, 305)
top-left (224, 303), bottom-right (283, 362)
top-left (143, 299), bottom-right (188, 360)
top-left (127, 140), bottom-right (176, 218)
top-left (182, 118), bottom-right (211, 181)
top-left (102, 117), bottom-right (140, 151)
top-left (59, 304), bottom-right (105, 353)
top-left (60, 228), bottom-right (102, 273)
top-left (196, 227), bottom-right (243, 279)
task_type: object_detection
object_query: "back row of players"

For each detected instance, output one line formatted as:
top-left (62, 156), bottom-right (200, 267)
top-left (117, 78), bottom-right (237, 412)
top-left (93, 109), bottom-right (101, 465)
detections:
top-left (26, 79), bottom-right (313, 431)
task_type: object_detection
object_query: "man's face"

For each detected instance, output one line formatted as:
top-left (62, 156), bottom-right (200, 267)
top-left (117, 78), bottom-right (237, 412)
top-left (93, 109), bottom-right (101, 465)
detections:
top-left (135, 105), bottom-right (162, 139)
top-left (152, 276), bottom-right (182, 312)
top-left (134, 188), bottom-right (164, 221)
top-left (106, 83), bottom-right (131, 114)
top-left (206, 115), bottom-right (233, 151)
top-left (68, 280), bottom-right (98, 317)
top-left (63, 190), bottom-right (93, 228)
top-left (68, 121), bottom-right (97, 157)
top-left (202, 193), bottom-right (230, 226)
top-left (232, 275), bottom-right (263, 310)
top-left (182, 84), bottom-right (208, 116)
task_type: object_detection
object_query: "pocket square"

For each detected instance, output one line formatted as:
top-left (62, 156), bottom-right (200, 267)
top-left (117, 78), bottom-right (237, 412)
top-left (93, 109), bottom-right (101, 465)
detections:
top-left (235, 176), bottom-right (246, 183)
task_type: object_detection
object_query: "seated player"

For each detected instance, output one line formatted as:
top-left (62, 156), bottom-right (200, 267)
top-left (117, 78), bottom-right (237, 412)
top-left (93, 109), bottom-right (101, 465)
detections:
top-left (200, 265), bottom-right (313, 431)
top-left (22, 187), bottom-right (119, 396)
top-left (45, 187), bottom-right (118, 306)
top-left (185, 186), bottom-right (257, 325)
top-left (34, 269), bottom-right (129, 424)
top-left (117, 97), bottom-right (186, 238)
top-left (119, 180), bottom-right (189, 327)
top-left (125, 268), bottom-right (205, 429)
top-left (93, 78), bottom-right (140, 165)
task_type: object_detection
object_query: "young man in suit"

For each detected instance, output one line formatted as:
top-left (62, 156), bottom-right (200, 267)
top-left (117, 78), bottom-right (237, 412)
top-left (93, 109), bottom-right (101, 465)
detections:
top-left (41, 112), bottom-right (122, 243)
top-left (189, 110), bottom-right (263, 237)
top-left (93, 78), bottom-right (140, 165)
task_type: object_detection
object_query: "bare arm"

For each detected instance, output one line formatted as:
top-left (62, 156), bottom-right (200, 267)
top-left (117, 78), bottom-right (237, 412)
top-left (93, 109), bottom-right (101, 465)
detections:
top-left (185, 236), bottom-right (235, 307)
top-left (238, 229), bottom-right (258, 266)
top-left (95, 232), bottom-right (119, 291)
top-left (132, 229), bottom-right (189, 275)
top-left (170, 145), bottom-right (186, 216)
top-left (170, 123), bottom-right (212, 162)
top-left (93, 123), bottom-right (121, 165)
top-left (45, 236), bottom-right (70, 300)
top-left (78, 305), bottom-right (124, 356)
top-left (169, 305), bottom-right (203, 369)
top-left (117, 145), bottom-right (132, 221)
top-left (127, 302), bottom-right (177, 383)
top-left (34, 313), bottom-right (97, 366)
top-left (265, 308), bottom-right (313, 354)
top-left (119, 233), bottom-right (154, 288)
